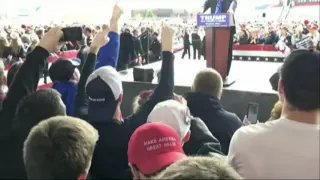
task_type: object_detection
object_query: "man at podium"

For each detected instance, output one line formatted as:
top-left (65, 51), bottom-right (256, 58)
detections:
top-left (203, 0), bottom-right (237, 77)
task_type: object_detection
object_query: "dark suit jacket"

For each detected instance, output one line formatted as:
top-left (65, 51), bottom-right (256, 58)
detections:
top-left (77, 45), bottom-right (90, 72)
top-left (204, 0), bottom-right (237, 13)
top-left (133, 36), bottom-right (143, 58)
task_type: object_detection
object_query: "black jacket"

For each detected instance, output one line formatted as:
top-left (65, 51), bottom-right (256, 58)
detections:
top-left (183, 33), bottom-right (190, 46)
top-left (74, 51), bottom-right (175, 179)
top-left (265, 31), bottom-right (279, 45)
top-left (0, 47), bottom-right (49, 136)
top-left (133, 36), bottom-right (143, 58)
top-left (279, 35), bottom-right (292, 46)
top-left (191, 33), bottom-right (201, 48)
top-left (183, 117), bottom-right (223, 156)
top-left (0, 47), bottom-right (50, 178)
top-left (150, 39), bottom-right (161, 57)
top-left (77, 45), bottom-right (90, 72)
top-left (185, 92), bottom-right (243, 155)
top-left (203, 0), bottom-right (237, 13)
top-left (119, 32), bottom-right (135, 65)
top-left (140, 32), bottom-right (152, 53)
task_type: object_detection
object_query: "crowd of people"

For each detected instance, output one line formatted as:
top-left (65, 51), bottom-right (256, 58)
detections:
top-left (234, 20), bottom-right (320, 50)
top-left (0, 4), bottom-right (319, 180)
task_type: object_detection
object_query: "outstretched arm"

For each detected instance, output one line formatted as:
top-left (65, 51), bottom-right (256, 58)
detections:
top-left (0, 27), bottom-right (63, 135)
top-left (95, 4), bottom-right (123, 69)
top-left (125, 25), bottom-right (176, 135)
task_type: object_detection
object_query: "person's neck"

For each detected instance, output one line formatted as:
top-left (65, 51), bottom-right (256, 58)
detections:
top-left (281, 105), bottom-right (320, 125)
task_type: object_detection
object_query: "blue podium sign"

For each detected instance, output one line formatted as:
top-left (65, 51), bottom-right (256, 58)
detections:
top-left (197, 13), bottom-right (230, 28)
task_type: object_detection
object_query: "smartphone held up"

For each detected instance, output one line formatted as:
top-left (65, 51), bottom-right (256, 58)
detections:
top-left (60, 27), bottom-right (83, 42)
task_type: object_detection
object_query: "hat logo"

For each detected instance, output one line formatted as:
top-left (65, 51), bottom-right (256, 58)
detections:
top-left (144, 136), bottom-right (177, 151)
top-left (88, 96), bottom-right (105, 102)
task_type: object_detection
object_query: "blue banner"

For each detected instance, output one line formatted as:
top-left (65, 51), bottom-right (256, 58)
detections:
top-left (197, 13), bottom-right (230, 28)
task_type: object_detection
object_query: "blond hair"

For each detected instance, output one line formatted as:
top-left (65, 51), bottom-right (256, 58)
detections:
top-left (153, 156), bottom-right (242, 180)
top-left (192, 68), bottom-right (223, 98)
top-left (269, 101), bottom-right (282, 121)
top-left (10, 37), bottom-right (23, 55)
top-left (23, 116), bottom-right (99, 179)
top-left (132, 90), bottom-right (154, 113)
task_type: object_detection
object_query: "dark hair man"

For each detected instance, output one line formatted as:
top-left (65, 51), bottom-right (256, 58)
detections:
top-left (23, 116), bottom-right (98, 179)
top-left (79, 24), bottom-right (176, 179)
top-left (0, 27), bottom-right (66, 179)
top-left (84, 27), bottom-right (93, 46)
top-left (228, 50), bottom-right (320, 179)
top-left (186, 68), bottom-right (242, 154)
top-left (191, 29), bottom-right (201, 60)
top-left (0, 89), bottom-right (66, 179)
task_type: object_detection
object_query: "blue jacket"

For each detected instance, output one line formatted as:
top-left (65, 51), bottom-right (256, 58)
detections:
top-left (52, 82), bottom-right (77, 116)
top-left (96, 32), bottom-right (120, 69)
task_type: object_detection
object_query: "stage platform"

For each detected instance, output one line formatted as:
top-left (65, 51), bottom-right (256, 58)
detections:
top-left (120, 52), bottom-right (282, 122)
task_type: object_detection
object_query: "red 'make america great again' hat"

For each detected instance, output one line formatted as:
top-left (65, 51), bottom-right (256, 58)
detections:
top-left (128, 122), bottom-right (186, 175)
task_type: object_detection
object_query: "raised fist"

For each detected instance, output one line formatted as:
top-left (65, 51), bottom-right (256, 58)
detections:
top-left (112, 4), bottom-right (124, 20)
top-left (38, 27), bottom-right (63, 53)
top-left (161, 24), bottom-right (175, 52)
top-left (91, 30), bottom-right (110, 49)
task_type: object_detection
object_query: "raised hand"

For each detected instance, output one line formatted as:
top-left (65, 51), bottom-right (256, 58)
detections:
top-left (161, 24), bottom-right (175, 52)
top-left (90, 30), bottom-right (110, 54)
top-left (38, 27), bottom-right (63, 53)
top-left (112, 3), bottom-right (124, 21)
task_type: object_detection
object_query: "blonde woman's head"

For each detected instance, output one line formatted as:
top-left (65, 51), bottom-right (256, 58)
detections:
top-left (10, 32), bottom-right (22, 54)
top-left (132, 90), bottom-right (154, 113)
top-left (269, 101), bottom-right (282, 121)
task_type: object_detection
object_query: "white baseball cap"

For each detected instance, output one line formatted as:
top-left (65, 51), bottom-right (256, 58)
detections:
top-left (85, 66), bottom-right (123, 121)
top-left (147, 100), bottom-right (192, 142)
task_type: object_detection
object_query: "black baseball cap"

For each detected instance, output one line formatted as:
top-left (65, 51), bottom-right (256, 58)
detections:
top-left (49, 58), bottom-right (80, 82)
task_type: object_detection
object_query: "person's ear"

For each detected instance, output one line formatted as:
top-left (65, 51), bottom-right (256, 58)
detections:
top-left (78, 172), bottom-right (88, 180)
top-left (278, 79), bottom-right (285, 103)
top-left (183, 131), bottom-right (191, 143)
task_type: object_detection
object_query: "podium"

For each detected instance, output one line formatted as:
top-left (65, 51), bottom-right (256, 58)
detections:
top-left (197, 13), bottom-right (235, 87)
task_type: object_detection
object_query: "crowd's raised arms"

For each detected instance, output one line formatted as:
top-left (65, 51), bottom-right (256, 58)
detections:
top-left (0, 2), bottom-right (319, 180)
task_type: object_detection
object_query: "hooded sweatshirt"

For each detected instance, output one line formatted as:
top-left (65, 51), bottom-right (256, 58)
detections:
top-left (52, 82), bottom-right (77, 116)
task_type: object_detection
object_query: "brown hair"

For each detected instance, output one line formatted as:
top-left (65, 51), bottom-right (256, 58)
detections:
top-left (153, 156), bottom-right (242, 180)
top-left (192, 68), bottom-right (223, 98)
top-left (0, 38), bottom-right (10, 57)
top-left (23, 116), bottom-right (99, 179)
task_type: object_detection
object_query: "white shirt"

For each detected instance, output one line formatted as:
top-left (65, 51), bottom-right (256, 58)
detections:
top-left (227, 118), bottom-right (320, 179)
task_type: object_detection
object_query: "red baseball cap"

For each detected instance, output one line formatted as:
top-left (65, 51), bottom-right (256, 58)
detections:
top-left (128, 122), bottom-right (186, 175)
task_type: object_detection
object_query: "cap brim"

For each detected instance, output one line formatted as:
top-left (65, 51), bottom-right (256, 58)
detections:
top-left (136, 151), bottom-right (186, 175)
